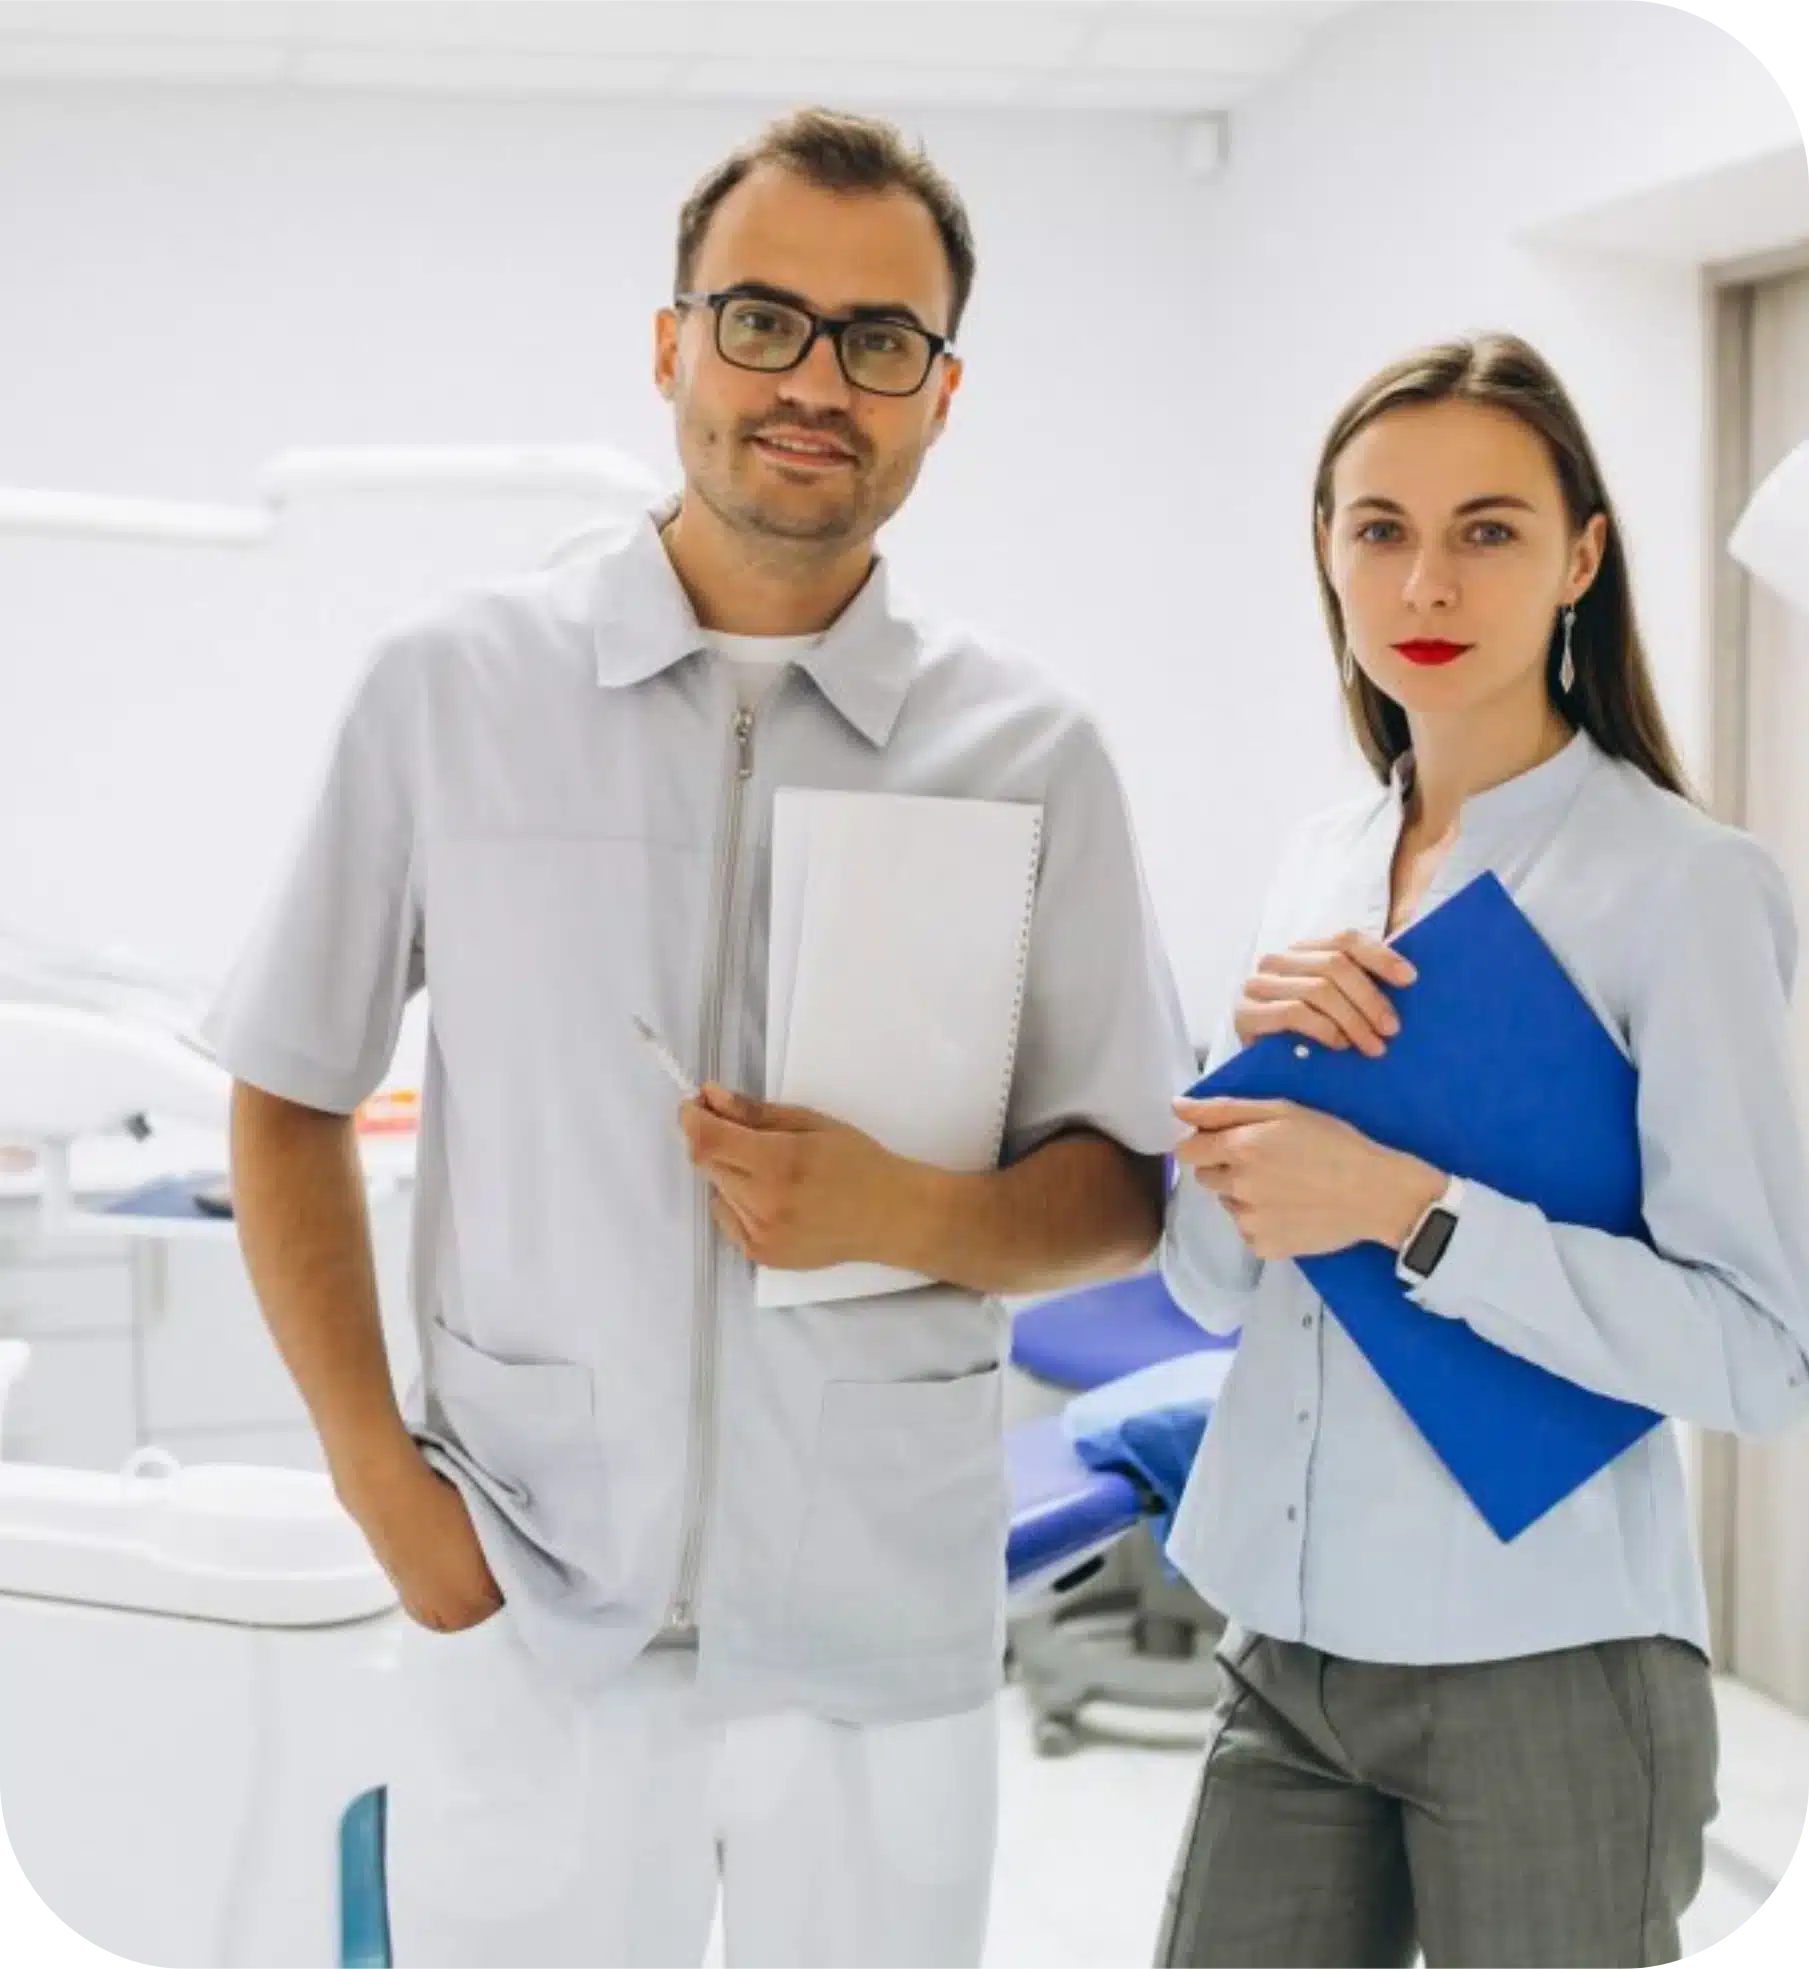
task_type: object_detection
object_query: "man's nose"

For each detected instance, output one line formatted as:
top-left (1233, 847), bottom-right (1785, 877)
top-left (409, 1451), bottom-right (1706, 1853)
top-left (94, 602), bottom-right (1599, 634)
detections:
top-left (773, 328), bottom-right (858, 414)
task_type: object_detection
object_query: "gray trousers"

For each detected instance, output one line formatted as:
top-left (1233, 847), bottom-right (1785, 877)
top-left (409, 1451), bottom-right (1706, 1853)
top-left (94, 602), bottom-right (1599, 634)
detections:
top-left (1156, 1626), bottom-right (1719, 1968)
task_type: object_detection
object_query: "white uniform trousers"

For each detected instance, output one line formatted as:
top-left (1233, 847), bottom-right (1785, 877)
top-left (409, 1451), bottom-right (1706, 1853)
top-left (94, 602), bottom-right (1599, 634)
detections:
top-left (385, 1610), bottom-right (998, 1968)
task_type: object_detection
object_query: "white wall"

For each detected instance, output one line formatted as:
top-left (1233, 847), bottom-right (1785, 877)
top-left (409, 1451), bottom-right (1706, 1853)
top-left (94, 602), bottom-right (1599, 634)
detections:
top-left (1151, 0), bottom-right (1806, 1015)
top-left (0, 82), bottom-right (1220, 1008)
top-left (0, 1), bottom-right (1802, 1040)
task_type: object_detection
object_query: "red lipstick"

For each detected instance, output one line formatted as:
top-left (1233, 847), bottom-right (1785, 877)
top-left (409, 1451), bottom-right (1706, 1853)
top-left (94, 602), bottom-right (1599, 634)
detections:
top-left (1393, 640), bottom-right (1472, 667)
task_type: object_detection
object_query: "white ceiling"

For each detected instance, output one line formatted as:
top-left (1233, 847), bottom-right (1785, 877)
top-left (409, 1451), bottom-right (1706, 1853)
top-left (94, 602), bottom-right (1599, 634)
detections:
top-left (0, 2), bottom-right (1362, 114)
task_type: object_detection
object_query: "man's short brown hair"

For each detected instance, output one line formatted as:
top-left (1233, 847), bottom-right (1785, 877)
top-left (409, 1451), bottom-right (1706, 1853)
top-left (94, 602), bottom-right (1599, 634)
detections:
top-left (675, 107), bottom-right (977, 339)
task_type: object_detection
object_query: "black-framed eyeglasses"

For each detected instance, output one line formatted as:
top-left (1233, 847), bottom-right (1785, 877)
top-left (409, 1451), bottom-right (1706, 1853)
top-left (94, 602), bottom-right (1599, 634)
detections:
top-left (673, 287), bottom-right (952, 398)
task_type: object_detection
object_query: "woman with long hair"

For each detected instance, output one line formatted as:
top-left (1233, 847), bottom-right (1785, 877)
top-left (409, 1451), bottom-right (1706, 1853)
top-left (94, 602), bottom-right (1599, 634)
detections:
top-left (1156, 333), bottom-right (1809, 1967)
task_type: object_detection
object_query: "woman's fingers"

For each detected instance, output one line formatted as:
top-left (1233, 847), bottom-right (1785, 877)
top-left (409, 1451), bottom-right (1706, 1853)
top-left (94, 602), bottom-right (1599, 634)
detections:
top-left (1255, 947), bottom-right (1398, 1035)
top-left (1174, 1127), bottom-right (1235, 1170)
top-left (1236, 992), bottom-right (1353, 1053)
top-left (1299, 929), bottom-right (1417, 989)
top-left (1244, 969), bottom-right (1384, 1056)
top-left (1248, 934), bottom-right (1414, 1056)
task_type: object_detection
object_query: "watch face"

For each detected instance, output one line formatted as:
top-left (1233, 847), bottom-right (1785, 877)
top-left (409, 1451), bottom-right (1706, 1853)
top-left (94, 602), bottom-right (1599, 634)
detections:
top-left (1404, 1206), bottom-right (1458, 1277)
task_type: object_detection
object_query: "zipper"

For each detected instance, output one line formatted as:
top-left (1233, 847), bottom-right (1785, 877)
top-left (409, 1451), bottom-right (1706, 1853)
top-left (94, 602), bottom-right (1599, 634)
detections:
top-left (669, 702), bottom-right (757, 1627)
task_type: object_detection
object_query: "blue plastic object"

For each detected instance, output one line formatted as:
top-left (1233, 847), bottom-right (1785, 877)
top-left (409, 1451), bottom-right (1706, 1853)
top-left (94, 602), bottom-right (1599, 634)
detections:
top-left (1063, 1349), bottom-right (1233, 1543)
top-left (101, 1174), bottom-right (229, 1222)
top-left (1011, 1270), bottom-right (1233, 1392)
top-left (339, 1787), bottom-right (392, 1969)
top-left (1189, 871), bottom-right (1661, 1541)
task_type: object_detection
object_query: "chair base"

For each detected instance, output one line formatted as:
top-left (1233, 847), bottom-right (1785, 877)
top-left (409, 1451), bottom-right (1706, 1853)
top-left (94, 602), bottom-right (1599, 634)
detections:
top-left (1008, 1525), bottom-right (1225, 1756)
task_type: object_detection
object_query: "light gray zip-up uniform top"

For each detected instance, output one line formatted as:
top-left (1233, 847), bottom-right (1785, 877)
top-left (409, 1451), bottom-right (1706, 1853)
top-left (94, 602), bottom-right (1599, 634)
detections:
top-left (202, 507), bottom-right (1195, 1724)
top-left (1162, 727), bottom-right (1809, 1665)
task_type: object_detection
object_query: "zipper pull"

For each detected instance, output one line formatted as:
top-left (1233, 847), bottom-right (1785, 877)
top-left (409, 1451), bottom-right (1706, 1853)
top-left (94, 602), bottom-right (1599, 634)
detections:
top-left (735, 707), bottom-right (755, 780)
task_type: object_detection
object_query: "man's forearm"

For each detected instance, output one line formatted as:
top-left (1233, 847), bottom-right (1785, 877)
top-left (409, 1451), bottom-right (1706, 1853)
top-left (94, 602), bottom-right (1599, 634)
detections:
top-left (228, 1082), bottom-right (416, 1506)
top-left (886, 1131), bottom-right (1166, 1296)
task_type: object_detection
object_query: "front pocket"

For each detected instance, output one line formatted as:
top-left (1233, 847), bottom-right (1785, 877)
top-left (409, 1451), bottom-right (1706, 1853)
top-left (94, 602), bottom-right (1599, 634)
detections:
top-left (392, 1596), bottom-right (587, 1918)
top-left (428, 1323), bottom-right (614, 1577)
top-left (787, 1365), bottom-right (1007, 1663)
top-left (1591, 1638), bottom-right (1656, 1785)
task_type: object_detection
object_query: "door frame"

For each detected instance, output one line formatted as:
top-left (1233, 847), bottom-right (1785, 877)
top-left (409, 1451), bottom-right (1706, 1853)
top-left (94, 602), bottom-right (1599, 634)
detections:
top-left (1699, 240), bottom-right (1809, 1663)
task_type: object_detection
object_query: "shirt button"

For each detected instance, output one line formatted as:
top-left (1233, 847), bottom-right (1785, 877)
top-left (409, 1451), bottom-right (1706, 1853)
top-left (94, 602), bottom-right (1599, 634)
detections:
top-left (1297, 1410), bottom-right (1311, 1424)
top-left (1301, 1314), bottom-right (1312, 1330)
top-left (1286, 1507), bottom-right (1299, 1522)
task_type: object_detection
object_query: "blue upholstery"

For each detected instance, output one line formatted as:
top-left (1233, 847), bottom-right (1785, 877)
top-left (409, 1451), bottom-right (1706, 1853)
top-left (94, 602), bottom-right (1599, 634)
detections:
top-left (1010, 1270), bottom-right (1233, 1392)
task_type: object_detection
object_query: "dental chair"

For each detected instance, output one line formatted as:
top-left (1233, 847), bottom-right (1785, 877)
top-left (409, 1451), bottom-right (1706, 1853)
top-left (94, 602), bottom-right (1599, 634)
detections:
top-left (0, 998), bottom-right (229, 1223)
top-left (1008, 1271), bottom-right (1233, 1753)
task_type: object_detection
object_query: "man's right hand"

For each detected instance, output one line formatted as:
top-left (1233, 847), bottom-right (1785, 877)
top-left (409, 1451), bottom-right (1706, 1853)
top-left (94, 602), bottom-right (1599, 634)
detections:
top-left (336, 1437), bottom-right (505, 1634)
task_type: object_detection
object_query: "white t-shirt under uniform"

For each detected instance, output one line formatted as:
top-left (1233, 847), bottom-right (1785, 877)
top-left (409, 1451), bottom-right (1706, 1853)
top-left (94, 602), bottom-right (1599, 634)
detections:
top-left (699, 628), bottom-right (820, 711)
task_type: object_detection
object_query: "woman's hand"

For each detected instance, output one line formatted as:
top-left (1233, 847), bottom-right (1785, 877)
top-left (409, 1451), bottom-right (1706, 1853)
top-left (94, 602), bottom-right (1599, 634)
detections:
top-left (1233, 930), bottom-right (1417, 1059)
top-left (1171, 1095), bottom-right (1446, 1262)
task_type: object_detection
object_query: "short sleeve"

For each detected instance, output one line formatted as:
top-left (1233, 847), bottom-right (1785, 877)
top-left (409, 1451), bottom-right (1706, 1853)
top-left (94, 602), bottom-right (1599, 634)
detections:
top-left (199, 642), bottom-right (424, 1114)
top-left (1001, 714), bottom-right (1196, 1164)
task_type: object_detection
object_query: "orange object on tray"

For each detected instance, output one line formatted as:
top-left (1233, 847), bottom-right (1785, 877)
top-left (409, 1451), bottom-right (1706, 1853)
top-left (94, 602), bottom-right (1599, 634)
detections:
top-left (353, 1089), bottom-right (420, 1136)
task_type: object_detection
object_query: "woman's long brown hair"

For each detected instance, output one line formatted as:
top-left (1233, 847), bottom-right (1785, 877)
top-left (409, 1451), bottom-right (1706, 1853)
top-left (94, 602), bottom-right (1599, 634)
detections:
top-left (1312, 333), bottom-right (1694, 801)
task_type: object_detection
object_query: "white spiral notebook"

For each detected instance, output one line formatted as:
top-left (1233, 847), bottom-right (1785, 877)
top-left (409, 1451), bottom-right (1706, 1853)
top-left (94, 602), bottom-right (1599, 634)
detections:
top-left (759, 790), bottom-right (1045, 1309)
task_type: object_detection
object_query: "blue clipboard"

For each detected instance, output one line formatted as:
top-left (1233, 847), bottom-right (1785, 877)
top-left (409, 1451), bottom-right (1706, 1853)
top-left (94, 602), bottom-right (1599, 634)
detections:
top-left (1187, 871), bottom-right (1662, 1540)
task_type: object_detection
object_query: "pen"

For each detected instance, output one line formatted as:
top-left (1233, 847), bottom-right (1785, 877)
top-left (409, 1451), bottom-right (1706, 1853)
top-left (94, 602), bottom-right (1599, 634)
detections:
top-left (631, 1015), bottom-right (701, 1102)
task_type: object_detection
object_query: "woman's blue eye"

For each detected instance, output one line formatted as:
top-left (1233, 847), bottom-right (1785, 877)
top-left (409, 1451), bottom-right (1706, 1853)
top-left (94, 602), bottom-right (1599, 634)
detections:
top-left (1470, 521), bottom-right (1516, 545)
top-left (1356, 520), bottom-right (1400, 543)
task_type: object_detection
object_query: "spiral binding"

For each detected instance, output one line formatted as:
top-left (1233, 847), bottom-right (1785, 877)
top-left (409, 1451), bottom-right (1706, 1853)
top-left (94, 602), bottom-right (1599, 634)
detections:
top-left (985, 806), bottom-right (1044, 1165)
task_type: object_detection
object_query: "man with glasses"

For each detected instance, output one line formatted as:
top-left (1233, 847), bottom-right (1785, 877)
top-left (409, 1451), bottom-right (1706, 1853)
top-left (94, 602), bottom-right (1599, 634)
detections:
top-left (206, 108), bottom-right (1193, 1967)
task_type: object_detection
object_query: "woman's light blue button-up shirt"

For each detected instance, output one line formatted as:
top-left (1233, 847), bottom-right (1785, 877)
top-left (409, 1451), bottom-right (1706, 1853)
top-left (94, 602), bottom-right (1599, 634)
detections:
top-left (1163, 727), bottom-right (1809, 1663)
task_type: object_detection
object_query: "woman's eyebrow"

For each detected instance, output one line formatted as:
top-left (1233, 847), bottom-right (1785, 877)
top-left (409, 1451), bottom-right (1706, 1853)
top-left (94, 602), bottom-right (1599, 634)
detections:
top-left (1344, 493), bottom-right (1538, 515)
top-left (1454, 494), bottom-right (1538, 515)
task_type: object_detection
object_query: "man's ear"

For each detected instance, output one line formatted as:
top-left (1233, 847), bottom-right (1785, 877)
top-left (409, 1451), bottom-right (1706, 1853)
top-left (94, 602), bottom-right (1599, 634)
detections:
top-left (653, 307), bottom-right (680, 402)
top-left (924, 354), bottom-right (963, 448)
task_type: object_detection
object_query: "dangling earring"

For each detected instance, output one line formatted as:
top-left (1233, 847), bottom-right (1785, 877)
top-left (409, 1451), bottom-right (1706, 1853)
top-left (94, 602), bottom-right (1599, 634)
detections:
top-left (1558, 605), bottom-right (1576, 695)
top-left (1342, 644), bottom-right (1357, 690)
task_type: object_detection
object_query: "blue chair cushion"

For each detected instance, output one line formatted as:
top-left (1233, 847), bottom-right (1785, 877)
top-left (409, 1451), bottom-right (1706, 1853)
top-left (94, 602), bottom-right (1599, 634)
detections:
top-left (1010, 1270), bottom-right (1233, 1392)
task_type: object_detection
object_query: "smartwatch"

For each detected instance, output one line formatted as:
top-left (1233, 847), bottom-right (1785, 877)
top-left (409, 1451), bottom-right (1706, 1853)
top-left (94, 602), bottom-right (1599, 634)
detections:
top-left (1396, 1175), bottom-right (1467, 1287)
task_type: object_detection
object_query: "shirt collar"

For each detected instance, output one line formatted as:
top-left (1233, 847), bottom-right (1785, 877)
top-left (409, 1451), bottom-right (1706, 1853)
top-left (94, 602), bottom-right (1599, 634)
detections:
top-left (588, 503), bottom-right (919, 748)
top-left (1388, 724), bottom-right (1600, 841)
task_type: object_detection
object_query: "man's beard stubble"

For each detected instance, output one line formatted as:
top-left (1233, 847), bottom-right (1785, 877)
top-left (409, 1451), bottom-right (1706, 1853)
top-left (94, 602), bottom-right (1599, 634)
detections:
top-left (685, 404), bottom-right (922, 554)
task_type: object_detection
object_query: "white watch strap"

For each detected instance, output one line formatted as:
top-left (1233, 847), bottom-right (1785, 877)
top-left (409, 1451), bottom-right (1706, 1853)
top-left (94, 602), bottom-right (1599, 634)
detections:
top-left (1396, 1174), bottom-right (1467, 1284)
